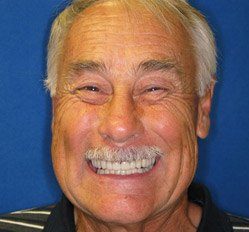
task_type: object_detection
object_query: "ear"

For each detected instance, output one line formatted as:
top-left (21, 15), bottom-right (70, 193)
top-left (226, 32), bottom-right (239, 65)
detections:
top-left (196, 79), bottom-right (215, 139)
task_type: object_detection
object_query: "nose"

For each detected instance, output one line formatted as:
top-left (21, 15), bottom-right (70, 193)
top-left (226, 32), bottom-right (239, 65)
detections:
top-left (98, 93), bottom-right (144, 146)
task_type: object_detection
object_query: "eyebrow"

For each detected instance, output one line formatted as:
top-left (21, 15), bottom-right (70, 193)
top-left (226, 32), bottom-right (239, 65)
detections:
top-left (68, 60), bottom-right (107, 75)
top-left (137, 59), bottom-right (182, 75)
top-left (67, 59), bottom-right (183, 79)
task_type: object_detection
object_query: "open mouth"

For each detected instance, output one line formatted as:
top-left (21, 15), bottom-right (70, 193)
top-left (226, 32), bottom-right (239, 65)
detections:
top-left (87, 157), bottom-right (157, 175)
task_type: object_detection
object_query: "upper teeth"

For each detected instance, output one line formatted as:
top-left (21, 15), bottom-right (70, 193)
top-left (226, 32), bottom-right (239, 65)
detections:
top-left (91, 158), bottom-right (156, 175)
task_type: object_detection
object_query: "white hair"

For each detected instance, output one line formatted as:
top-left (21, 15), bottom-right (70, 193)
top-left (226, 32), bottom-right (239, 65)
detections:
top-left (85, 146), bottom-right (164, 162)
top-left (45, 0), bottom-right (216, 97)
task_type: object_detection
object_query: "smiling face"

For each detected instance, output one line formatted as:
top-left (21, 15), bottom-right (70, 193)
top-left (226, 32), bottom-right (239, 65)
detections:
top-left (51, 1), bottom-right (212, 228)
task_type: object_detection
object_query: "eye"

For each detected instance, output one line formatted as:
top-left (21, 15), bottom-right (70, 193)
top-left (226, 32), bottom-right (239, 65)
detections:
top-left (145, 86), bottom-right (166, 93)
top-left (74, 84), bottom-right (110, 105)
top-left (144, 86), bottom-right (169, 94)
top-left (136, 85), bottom-right (171, 103)
top-left (79, 86), bottom-right (100, 92)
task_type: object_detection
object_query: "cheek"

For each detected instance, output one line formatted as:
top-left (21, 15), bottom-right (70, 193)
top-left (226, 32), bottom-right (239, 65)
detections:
top-left (141, 103), bottom-right (186, 150)
top-left (141, 102), bottom-right (198, 205)
top-left (52, 102), bottom-right (99, 183)
top-left (63, 112), bottom-right (93, 152)
top-left (57, 102), bottom-right (99, 149)
top-left (141, 100), bottom-right (198, 178)
top-left (144, 99), bottom-right (197, 143)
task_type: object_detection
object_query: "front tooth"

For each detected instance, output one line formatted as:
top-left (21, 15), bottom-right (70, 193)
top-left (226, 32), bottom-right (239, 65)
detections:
top-left (106, 161), bottom-right (113, 170)
top-left (98, 169), bottom-right (105, 174)
top-left (120, 170), bottom-right (126, 175)
top-left (101, 160), bottom-right (107, 169)
top-left (130, 161), bottom-right (135, 169)
top-left (92, 160), bottom-right (97, 168)
top-left (142, 159), bottom-right (147, 167)
top-left (136, 160), bottom-right (142, 168)
top-left (104, 169), bottom-right (110, 174)
top-left (121, 162), bottom-right (130, 170)
top-left (113, 162), bottom-right (121, 170)
top-left (147, 158), bottom-right (152, 167)
top-left (96, 160), bottom-right (101, 168)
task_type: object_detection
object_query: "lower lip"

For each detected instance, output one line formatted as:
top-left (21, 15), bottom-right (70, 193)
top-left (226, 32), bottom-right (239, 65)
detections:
top-left (87, 157), bottom-right (160, 179)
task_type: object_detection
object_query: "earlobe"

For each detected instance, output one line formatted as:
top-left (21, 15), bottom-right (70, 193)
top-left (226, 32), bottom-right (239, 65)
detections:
top-left (196, 80), bottom-right (215, 139)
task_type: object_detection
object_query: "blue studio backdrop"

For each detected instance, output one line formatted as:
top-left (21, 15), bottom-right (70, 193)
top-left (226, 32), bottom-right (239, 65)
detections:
top-left (0, 0), bottom-right (249, 217)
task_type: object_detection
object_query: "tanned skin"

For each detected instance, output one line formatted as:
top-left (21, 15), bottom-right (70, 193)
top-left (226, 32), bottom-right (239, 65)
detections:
top-left (51, 1), bottom-right (213, 231)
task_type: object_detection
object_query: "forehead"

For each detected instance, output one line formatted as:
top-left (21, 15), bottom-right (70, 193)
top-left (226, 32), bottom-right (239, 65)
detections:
top-left (62, 1), bottom-right (195, 74)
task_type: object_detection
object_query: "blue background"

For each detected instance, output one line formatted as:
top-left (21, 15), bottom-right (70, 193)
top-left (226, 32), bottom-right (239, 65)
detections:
top-left (0, 0), bottom-right (249, 217)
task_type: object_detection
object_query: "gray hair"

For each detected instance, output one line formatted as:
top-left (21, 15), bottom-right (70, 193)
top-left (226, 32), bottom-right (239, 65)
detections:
top-left (85, 146), bottom-right (164, 162)
top-left (45, 0), bottom-right (216, 97)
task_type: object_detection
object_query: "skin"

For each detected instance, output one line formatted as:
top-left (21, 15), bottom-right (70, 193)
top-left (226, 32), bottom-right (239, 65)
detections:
top-left (51, 1), bottom-right (214, 231)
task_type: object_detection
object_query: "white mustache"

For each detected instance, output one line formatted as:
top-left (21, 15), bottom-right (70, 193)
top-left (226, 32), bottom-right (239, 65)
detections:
top-left (85, 146), bottom-right (164, 162)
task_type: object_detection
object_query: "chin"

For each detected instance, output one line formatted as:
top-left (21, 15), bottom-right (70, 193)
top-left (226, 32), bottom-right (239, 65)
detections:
top-left (85, 197), bottom-right (156, 225)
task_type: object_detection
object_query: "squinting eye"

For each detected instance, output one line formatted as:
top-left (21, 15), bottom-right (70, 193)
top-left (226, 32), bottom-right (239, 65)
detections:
top-left (80, 86), bottom-right (100, 92)
top-left (145, 87), bottom-right (166, 92)
top-left (74, 85), bottom-right (109, 105)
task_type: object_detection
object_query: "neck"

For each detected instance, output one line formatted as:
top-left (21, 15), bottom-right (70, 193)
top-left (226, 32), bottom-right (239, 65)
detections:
top-left (74, 194), bottom-right (202, 232)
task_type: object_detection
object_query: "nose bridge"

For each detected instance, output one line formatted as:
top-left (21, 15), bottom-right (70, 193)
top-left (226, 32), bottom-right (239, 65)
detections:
top-left (110, 91), bottom-right (133, 119)
top-left (98, 91), bottom-right (143, 144)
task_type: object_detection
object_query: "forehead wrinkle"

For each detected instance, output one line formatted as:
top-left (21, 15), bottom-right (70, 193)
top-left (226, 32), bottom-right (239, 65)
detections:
top-left (69, 15), bottom-right (184, 53)
top-left (74, 12), bottom-right (172, 39)
top-left (63, 3), bottom-right (192, 86)
top-left (71, 1), bottom-right (172, 38)
top-left (77, 0), bottom-right (156, 26)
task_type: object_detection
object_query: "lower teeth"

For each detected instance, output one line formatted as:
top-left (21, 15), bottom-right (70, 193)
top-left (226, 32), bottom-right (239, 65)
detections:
top-left (97, 166), bottom-right (152, 175)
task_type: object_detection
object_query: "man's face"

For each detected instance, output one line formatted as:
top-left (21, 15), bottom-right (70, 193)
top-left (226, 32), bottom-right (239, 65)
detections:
top-left (52, 2), bottom-right (211, 225)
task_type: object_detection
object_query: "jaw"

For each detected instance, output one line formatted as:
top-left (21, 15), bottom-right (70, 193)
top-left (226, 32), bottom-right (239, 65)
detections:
top-left (52, 136), bottom-right (198, 229)
top-left (74, 190), bottom-right (197, 232)
top-left (61, 154), bottom-right (180, 224)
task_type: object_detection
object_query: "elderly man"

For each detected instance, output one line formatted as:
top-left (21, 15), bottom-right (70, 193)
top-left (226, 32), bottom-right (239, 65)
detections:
top-left (1, 0), bottom-right (249, 232)
top-left (45, 0), bottom-right (215, 231)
